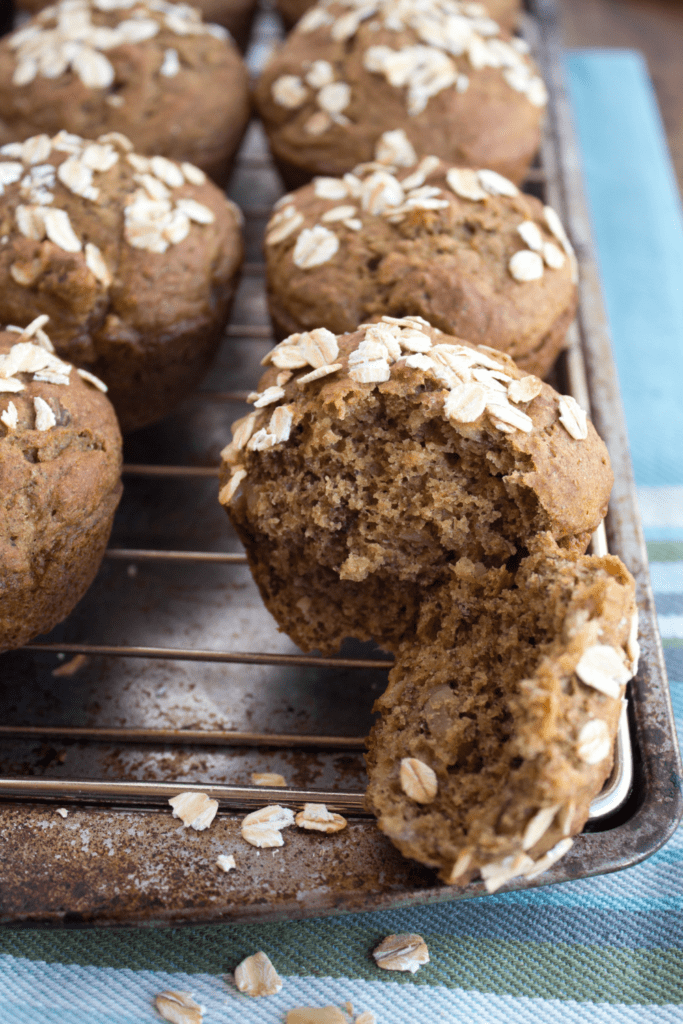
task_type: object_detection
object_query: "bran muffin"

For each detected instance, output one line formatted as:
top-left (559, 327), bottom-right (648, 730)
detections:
top-left (276, 0), bottom-right (521, 33)
top-left (14, 0), bottom-right (259, 51)
top-left (0, 317), bottom-right (122, 652)
top-left (0, 130), bottom-right (243, 433)
top-left (253, 0), bottom-right (547, 188)
top-left (265, 143), bottom-right (577, 378)
top-left (0, 0), bottom-right (251, 185)
top-left (219, 318), bottom-right (613, 655)
top-left (366, 534), bottom-right (637, 889)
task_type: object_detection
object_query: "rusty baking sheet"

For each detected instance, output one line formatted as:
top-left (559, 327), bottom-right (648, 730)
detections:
top-left (0, 0), bottom-right (681, 927)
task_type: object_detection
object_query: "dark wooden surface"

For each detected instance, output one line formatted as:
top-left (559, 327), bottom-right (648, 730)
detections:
top-left (558, 0), bottom-right (683, 195)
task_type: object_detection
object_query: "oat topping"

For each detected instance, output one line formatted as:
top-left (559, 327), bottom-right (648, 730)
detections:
top-left (521, 804), bottom-right (560, 850)
top-left (293, 225), bottom-right (340, 268)
top-left (480, 851), bottom-right (534, 892)
top-left (399, 757), bottom-right (438, 803)
top-left (313, 177), bottom-right (349, 200)
top-left (576, 718), bottom-right (611, 764)
top-left (297, 363), bottom-right (344, 386)
top-left (446, 166), bottom-right (486, 201)
top-left (3, 131), bottom-right (217, 263)
top-left (55, 807), bottom-right (69, 818)
top-left (216, 853), bottom-right (236, 872)
top-left (372, 933), bottom-right (430, 973)
top-left (160, 46), bottom-right (180, 76)
top-left (0, 401), bottom-right (18, 430)
top-left (295, 802), bottom-right (348, 832)
top-left (375, 128), bottom-right (417, 167)
top-left (10, 0), bottom-right (225, 92)
top-left (306, 59), bottom-right (335, 88)
top-left (321, 204), bottom-right (358, 222)
top-left (241, 804), bottom-right (295, 847)
top-left (558, 394), bottom-right (588, 441)
top-left (155, 991), bottom-right (203, 1024)
top-left (77, 367), bottom-right (108, 391)
top-left (272, 73), bottom-right (309, 107)
top-left (234, 951), bottom-right (284, 997)
top-left (507, 375), bottom-right (543, 404)
top-left (252, 772), bottom-right (287, 786)
top-left (33, 395), bottom-right (57, 430)
top-left (575, 643), bottom-right (631, 699)
top-left (168, 791), bottom-right (219, 831)
top-left (509, 249), bottom-right (544, 282)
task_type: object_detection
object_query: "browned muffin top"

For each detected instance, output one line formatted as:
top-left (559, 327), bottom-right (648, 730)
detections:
top-left (254, 0), bottom-right (547, 184)
top-left (0, 0), bottom-right (250, 182)
top-left (265, 146), bottom-right (577, 376)
top-left (0, 130), bottom-right (243, 429)
top-left (220, 318), bottom-right (613, 653)
top-left (0, 316), bottom-right (122, 649)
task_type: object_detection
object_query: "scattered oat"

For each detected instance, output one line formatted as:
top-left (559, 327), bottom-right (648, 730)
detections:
top-left (295, 803), bottom-right (347, 833)
top-left (355, 1014), bottom-right (377, 1024)
top-left (558, 394), bottom-right (588, 440)
top-left (321, 205), bottom-right (357, 222)
top-left (176, 198), bottom-right (215, 224)
top-left (55, 807), bottom-right (68, 818)
top-left (372, 933), bottom-right (429, 973)
top-left (399, 757), bottom-right (438, 803)
top-left (234, 951), bottom-right (283, 996)
top-left (252, 772), bottom-right (287, 787)
top-left (241, 805), bottom-right (295, 848)
top-left (576, 719), bottom-right (611, 764)
top-left (169, 791), bottom-right (218, 831)
top-left (155, 991), bottom-right (203, 1024)
top-left (216, 853), bottom-right (236, 874)
top-left (287, 1010), bottom-right (348, 1024)
top-left (51, 653), bottom-right (89, 676)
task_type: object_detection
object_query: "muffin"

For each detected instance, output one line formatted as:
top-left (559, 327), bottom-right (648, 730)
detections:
top-left (366, 534), bottom-right (638, 889)
top-left (253, 0), bottom-right (547, 188)
top-left (0, 130), bottom-right (244, 432)
top-left (265, 142), bottom-right (577, 378)
top-left (0, 316), bottom-right (122, 652)
top-left (219, 318), bottom-right (613, 654)
top-left (0, 0), bottom-right (251, 185)
top-left (276, 0), bottom-right (521, 34)
top-left (14, 0), bottom-right (259, 52)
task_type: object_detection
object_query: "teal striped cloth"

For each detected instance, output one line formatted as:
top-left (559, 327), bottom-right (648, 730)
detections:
top-left (1, 50), bottom-right (683, 1022)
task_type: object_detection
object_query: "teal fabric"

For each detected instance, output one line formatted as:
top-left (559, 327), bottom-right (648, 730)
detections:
top-left (565, 50), bottom-right (683, 487)
top-left (2, 48), bottom-right (683, 1023)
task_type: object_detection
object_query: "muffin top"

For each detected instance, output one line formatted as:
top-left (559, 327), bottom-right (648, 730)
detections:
top-left (0, 0), bottom-right (250, 180)
top-left (266, 140), bottom-right (577, 376)
top-left (220, 318), bottom-right (613, 653)
top-left (0, 130), bottom-right (243, 363)
top-left (0, 316), bottom-right (122, 567)
top-left (254, 0), bottom-right (547, 183)
top-left (276, 0), bottom-right (521, 33)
